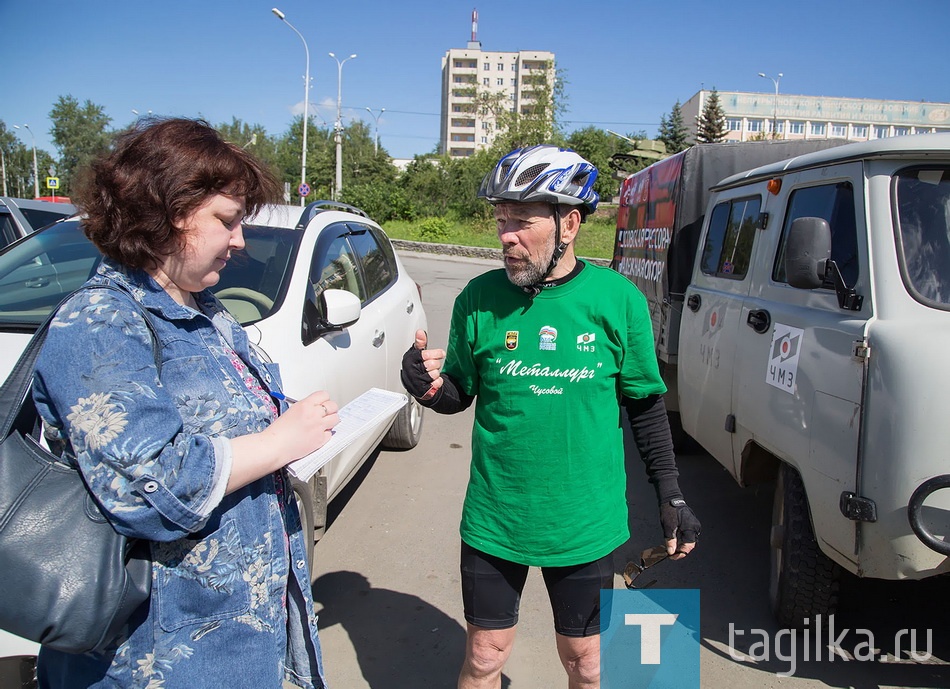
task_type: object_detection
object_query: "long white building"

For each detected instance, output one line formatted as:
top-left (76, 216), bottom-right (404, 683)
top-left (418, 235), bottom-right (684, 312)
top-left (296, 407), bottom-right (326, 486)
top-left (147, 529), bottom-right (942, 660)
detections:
top-left (682, 89), bottom-right (950, 143)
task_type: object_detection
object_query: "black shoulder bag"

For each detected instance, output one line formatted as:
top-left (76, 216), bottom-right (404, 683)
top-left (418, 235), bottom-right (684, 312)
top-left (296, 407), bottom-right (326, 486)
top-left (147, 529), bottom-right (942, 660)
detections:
top-left (0, 285), bottom-right (156, 653)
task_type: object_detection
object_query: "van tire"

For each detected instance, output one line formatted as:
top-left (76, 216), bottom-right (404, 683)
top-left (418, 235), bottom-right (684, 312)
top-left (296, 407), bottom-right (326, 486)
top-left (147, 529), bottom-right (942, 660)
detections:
top-left (382, 394), bottom-right (424, 450)
top-left (768, 463), bottom-right (841, 628)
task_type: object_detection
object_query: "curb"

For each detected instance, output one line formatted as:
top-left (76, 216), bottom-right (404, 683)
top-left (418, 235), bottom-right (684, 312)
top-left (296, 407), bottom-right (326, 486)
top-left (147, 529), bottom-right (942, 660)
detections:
top-left (391, 239), bottom-right (610, 267)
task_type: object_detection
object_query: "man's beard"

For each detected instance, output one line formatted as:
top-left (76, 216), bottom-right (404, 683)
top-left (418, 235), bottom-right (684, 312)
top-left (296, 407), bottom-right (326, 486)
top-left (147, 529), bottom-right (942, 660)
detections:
top-left (503, 241), bottom-right (554, 287)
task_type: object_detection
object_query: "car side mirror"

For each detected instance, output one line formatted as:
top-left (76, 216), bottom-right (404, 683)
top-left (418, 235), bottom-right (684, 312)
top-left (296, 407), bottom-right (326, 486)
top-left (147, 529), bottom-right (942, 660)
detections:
top-left (785, 216), bottom-right (831, 289)
top-left (322, 288), bottom-right (361, 329)
top-left (302, 287), bottom-right (362, 345)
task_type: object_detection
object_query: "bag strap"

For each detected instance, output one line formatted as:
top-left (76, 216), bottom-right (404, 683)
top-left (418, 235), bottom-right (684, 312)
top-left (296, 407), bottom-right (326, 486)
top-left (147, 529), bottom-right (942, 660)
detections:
top-left (0, 284), bottom-right (162, 438)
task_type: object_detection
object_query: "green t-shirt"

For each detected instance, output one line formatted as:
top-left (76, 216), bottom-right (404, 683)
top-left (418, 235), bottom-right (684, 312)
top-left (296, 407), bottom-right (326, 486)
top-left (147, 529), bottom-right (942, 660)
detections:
top-left (445, 262), bottom-right (667, 567)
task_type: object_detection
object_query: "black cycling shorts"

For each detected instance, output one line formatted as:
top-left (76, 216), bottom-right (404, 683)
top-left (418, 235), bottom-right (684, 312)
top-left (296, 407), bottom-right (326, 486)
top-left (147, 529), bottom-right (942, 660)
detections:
top-left (459, 540), bottom-right (615, 637)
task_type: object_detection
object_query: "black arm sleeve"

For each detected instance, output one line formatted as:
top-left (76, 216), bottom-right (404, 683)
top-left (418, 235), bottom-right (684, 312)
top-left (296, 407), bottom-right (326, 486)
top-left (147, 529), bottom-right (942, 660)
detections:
top-left (422, 372), bottom-right (474, 415)
top-left (623, 394), bottom-right (683, 504)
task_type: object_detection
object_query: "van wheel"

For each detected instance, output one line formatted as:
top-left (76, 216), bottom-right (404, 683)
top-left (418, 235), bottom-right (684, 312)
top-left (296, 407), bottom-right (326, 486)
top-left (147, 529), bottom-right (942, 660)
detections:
top-left (382, 394), bottom-right (424, 450)
top-left (769, 463), bottom-right (841, 628)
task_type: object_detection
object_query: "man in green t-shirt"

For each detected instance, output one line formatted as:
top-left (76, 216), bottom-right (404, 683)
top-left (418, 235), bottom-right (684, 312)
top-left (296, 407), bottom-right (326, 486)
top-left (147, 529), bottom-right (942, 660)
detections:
top-left (401, 145), bottom-right (700, 689)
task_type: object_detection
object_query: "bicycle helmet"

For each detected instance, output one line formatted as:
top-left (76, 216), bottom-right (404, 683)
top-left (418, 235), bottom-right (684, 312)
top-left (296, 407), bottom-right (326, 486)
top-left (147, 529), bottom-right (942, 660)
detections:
top-left (477, 145), bottom-right (600, 217)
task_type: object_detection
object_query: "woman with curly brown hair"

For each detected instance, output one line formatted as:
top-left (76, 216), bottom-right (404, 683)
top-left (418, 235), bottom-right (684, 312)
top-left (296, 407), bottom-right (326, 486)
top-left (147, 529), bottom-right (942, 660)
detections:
top-left (33, 118), bottom-right (334, 688)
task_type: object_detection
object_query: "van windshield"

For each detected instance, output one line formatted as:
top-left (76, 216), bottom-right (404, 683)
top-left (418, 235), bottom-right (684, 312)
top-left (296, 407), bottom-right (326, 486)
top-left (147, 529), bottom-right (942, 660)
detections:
top-left (895, 167), bottom-right (950, 306)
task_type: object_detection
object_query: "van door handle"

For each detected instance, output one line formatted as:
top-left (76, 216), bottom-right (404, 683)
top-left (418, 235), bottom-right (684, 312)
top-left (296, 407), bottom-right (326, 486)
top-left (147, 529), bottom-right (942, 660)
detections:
top-left (372, 330), bottom-right (385, 348)
top-left (687, 294), bottom-right (701, 312)
top-left (746, 309), bottom-right (771, 334)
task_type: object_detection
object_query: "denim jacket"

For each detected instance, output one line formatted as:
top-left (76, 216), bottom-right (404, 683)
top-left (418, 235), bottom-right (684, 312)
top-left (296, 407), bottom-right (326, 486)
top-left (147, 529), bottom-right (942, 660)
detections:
top-left (32, 260), bottom-right (327, 689)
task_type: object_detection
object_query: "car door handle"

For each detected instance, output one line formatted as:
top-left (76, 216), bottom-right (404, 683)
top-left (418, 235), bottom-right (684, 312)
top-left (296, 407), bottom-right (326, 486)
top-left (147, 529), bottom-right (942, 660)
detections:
top-left (25, 277), bottom-right (50, 288)
top-left (372, 330), bottom-right (385, 348)
top-left (746, 309), bottom-right (771, 334)
top-left (406, 300), bottom-right (415, 314)
top-left (687, 294), bottom-right (701, 312)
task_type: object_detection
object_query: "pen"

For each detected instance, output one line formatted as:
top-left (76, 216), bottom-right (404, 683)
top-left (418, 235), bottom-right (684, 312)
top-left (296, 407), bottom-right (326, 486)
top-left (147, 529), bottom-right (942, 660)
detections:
top-left (269, 391), bottom-right (299, 404)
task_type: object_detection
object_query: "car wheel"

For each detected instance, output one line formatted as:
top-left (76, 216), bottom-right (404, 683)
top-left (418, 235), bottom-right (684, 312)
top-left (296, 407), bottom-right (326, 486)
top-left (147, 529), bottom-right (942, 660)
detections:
top-left (768, 462), bottom-right (841, 628)
top-left (382, 394), bottom-right (424, 450)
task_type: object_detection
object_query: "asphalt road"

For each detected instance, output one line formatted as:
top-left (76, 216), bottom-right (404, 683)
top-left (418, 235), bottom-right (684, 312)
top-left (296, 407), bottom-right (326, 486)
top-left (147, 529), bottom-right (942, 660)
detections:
top-left (309, 251), bottom-right (950, 689)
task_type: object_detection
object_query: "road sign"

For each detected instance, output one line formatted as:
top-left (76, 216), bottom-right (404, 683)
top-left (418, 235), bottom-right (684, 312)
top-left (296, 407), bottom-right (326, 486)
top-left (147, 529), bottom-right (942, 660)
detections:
top-left (46, 177), bottom-right (60, 190)
top-left (298, 182), bottom-right (311, 197)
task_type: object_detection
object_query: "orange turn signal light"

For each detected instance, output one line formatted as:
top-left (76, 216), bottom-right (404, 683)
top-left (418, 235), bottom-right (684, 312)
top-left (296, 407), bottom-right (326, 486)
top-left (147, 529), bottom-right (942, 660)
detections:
top-left (767, 178), bottom-right (782, 195)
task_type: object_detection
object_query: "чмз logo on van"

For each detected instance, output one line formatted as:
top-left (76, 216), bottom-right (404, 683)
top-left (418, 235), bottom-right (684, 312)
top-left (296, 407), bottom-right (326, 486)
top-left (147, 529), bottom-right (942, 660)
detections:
top-left (601, 588), bottom-right (700, 688)
top-left (766, 323), bottom-right (804, 394)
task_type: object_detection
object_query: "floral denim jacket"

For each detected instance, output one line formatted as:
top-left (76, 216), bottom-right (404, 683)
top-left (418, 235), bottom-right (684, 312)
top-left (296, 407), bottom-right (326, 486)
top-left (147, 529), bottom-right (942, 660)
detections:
top-left (32, 260), bottom-right (327, 689)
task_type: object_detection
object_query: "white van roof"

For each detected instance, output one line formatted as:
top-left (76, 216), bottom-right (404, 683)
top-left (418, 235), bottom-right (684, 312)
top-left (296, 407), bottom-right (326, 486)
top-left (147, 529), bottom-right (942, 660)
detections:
top-left (713, 132), bottom-right (950, 191)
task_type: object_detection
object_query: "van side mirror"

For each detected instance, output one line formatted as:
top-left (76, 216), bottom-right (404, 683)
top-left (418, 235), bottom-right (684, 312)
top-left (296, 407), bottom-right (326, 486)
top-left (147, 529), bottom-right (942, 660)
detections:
top-left (785, 217), bottom-right (831, 289)
top-left (785, 216), bottom-right (864, 311)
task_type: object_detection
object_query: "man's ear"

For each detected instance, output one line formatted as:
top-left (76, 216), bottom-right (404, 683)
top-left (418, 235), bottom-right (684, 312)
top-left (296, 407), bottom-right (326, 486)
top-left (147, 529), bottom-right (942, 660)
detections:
top-left (559, 207), bottom-right (582, 245)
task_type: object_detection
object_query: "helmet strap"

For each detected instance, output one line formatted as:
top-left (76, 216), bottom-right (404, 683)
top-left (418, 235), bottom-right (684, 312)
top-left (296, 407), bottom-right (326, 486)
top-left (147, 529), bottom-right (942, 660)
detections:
top-left (547, 203), bottom-right (567, 275)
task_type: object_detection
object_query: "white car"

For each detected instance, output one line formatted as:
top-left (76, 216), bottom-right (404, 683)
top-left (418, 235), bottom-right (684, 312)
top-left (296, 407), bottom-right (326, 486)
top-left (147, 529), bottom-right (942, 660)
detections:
top-left (0, 199), bottom-right (427, 550)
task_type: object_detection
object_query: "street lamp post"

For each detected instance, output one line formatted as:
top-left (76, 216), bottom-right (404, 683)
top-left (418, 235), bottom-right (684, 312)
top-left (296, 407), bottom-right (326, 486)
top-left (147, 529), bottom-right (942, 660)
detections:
top-left (1, 148), bottom-right (7, 196)
top-left (757, 72), bottom-right (783, 139)
top-left (273, 7), bottom-right (311, 206)
top-left (13, 124), bottom-right (39, 199)
top-left (365, 107), bottom-right (385, 155)
top-left (329, 52), bottom-right (357, 200)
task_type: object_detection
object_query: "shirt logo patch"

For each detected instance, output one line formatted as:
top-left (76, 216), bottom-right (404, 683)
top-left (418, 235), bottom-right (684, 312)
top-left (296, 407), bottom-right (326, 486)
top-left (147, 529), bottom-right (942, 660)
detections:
top-left (505, 331), bottom-right (519, 350)
top-left (577, 332), bottom-right (597, 352)
top-left (539, 325), bottom-right (557, 351)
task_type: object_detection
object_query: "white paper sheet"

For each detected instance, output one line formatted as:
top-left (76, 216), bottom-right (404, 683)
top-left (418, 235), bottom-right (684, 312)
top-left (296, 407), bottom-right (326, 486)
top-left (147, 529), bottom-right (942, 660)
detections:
top-left (286, 387), bottom-right (408, 481)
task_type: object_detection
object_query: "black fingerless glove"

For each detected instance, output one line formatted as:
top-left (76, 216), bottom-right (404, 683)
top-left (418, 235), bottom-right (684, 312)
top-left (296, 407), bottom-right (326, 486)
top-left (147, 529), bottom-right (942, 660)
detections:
top-left (659, 499), bottom-right (702, 545)
top-left (400, 344), bottom-right (437, 399)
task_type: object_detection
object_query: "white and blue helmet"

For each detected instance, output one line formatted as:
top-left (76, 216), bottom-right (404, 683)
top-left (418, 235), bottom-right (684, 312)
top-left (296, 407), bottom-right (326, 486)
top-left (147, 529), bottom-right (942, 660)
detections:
top-left (477, 144), bottom-right (600, 218)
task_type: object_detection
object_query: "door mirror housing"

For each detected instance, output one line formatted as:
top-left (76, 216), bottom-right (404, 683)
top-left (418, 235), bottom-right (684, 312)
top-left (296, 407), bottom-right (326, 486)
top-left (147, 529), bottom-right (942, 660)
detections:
top-left (323, 288), bottom-right (361, 329)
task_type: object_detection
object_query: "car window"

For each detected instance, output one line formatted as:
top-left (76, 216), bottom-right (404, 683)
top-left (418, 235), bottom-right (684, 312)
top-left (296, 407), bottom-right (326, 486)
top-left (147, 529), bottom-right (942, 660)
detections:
top-left (772, 182), bottom-right (858, 287)
top-left (348, 225), bottom-right (396, 299)
top-left (212, 225), bottom-right (299, 324)
top-left (0, 212), bottom-right (20, 250)
top-left (700, 196), bottom-right (760, 279)
top-left (0, 220), bottom-right (100, 327)
top-left (20, 208), bottom-right (71, 232)
top-left (310, 235), bottom-right (366, 304)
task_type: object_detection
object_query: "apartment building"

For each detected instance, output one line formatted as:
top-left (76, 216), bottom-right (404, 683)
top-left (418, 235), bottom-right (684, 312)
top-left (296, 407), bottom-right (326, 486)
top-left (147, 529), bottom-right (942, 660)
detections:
top-left (682, 89), bottom-right (950, 143)
top-left (440, 39), bottom-right (555, 158)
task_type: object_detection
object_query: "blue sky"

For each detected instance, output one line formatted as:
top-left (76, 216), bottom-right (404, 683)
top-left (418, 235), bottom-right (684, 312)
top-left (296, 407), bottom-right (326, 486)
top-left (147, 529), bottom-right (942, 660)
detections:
top-left (2, 0), bottom-right (947, 162)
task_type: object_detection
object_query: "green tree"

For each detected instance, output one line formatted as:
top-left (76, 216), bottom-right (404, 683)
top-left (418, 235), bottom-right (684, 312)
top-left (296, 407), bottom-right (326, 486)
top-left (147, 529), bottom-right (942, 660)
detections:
top-left (657, 101), bottom-right (690, 154)
top-left (565, 127), bottom-right (642, 201)
top-left (694, 89), bottom-right (727, 144)
top-left (49, 95), bottom-right (113, 194)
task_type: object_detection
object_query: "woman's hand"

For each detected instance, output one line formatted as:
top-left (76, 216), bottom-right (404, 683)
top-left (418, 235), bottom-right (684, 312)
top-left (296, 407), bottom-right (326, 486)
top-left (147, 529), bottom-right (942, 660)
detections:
top-left (227, 391), bottom-right (339, 493)
top-left (268, 391), bottom-right (340, 459)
